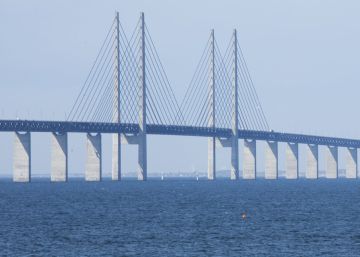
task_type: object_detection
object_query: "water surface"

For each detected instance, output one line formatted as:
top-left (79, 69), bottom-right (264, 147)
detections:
top-left (0, 179), bottom-right (359, 256)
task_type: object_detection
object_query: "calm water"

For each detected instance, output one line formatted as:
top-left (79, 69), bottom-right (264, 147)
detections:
top-left (0, 179), bottom-right (359, 256)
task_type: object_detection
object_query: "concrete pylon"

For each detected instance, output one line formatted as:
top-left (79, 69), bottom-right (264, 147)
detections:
top-left (112, 134), bottom-right (121, 181)
top-left (208, 137), bottom-right (216, 180)
top-left (306, 144), bottom-right (318, 179)
top-left (85, 133), bottom-right (102, 181)
top-left (230, 29), bottom-right (239, 180)
top-left (325, 146), bottom-right (338, 179)
top-left (207, 29), bottom-right (216, 180)
top-left (345, 147), bottom-right (357, 179)
top-left (112, 12), bottom-right (122, 181)
top-left (286, 142), bottom-right (298, 179)
top-left (265, 141), bottom-right (278, 179)
top-left (243, 139), bottom-right (256, 179)
top-left (51, 132), bottom-right (68, 182)
top-left (230, 137), bottom-right (239, 180)
top-left (138, 12), bottom-right (147, 181)
top-left (13, 132), bottom-right (31, 182)
top-left (138, 133), bottom-right (147, 181)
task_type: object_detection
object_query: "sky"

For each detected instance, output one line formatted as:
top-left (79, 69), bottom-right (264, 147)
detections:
top-left (0, 0), bottom-right (360, 177)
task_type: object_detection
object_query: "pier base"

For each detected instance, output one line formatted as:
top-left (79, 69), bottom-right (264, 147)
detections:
top-left (85, 133), bottom-right (102, 181)
top-left (286, 143), bottom-right (298, 179)
top-left (138, 133), bottom-right (147, 181)
top-left (230, 136), bottom-right (239, 180)
top-left (306, 144), bottom-right (318, 179)
top-left (112, 133), bottom-right (121, 181)
top-left (345, 147), bottom-right (357, 179)
top-left (243, 139), bottom-right (256, 179)
top-left (265, 141), bottom-right (278, 179)
top-left (121, 133), bottom-right (147, 181)
top-left (207, 137), bottom-right (216, 180)
top-left (13, 132), bottom-right (31, 182)
top-left (325, 146), bottom-right (338, 179)
top-left (51, 132), bottom-right (68, 182)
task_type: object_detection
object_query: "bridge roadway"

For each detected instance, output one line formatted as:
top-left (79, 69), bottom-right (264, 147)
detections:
top-left (1, 119), bottom-right (360, 148)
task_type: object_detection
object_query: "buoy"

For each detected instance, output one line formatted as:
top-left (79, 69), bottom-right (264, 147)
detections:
top-left (242, 213), bottom-right (246, 220)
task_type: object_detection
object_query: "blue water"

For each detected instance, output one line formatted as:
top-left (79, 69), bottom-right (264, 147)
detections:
top-left (0, 179), bottom-right (359, 256)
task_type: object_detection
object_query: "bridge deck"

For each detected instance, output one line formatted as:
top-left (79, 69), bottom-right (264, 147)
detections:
top-left (0, 120), bottom-right (359, 148)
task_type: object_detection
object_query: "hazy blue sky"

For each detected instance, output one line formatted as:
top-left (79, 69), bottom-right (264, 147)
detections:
top-left (0, 0), bottom-right (359, 176)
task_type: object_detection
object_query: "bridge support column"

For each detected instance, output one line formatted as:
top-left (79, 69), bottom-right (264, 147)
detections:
top-left (206, 29), bottom-right (216, 181)
top-left (243, 139), bottom-right (256, 179)
top-left (346, 147), bottom-right (357, 179)
top-left (13, 132), bottom-right (31, 182)
top-left (286, 142), bottom-right (298, 179)
top-left (265, 141), bottom-right (278, 179)
top-left (306, 144), bottom-right (318, 179)
top-left (230, 29), bottom-right (239, 180)
top-left (208, 137), bottom-right (216, 180)
top-left (138, 133), bottom-right (147, 181)
top-left (85, 133), bottom-right (102, 181)
top-left (136, 12), bottom-right (148, 181)
top-left (120, 134), bottom-right (146, 180)
top-left (230, 136), bottom-right (239, 180)
top-left (51, 132), bottom-right (68, 182)
top-left (112, 134), bottom-right (121, 181)
top-left (326, 146), bottom-right (338, 179)
top-left (216, 137), bottom-right (237, 179)
top-left (112, 13), bottom-right (122, 181)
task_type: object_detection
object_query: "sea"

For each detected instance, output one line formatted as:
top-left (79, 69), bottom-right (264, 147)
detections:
top-left (0, 178), bottom-right (359, 256)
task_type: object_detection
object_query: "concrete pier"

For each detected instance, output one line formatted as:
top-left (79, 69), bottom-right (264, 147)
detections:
top-left (13, 132), bottom-right (31, 182)
top-left (120, 133), bottom-right (147, 181)
top-left (325, 146), bottom-right (338, 179)
top-left (286, 143), bottom-right (298, 179)
top-left (208, 137), bottom-right (216, 180)
top-left (138, 133), bottom-right (147, 181)
top-left (345, 147), bottom-right (357, 178)
top-left (85, 133), bottom-right (102, 181)
top-left (243, 139), bottom-right (256, 179)
top-left (265, 141), bottom-right (278, 179)
top-left (230, 136), bottom-right (239, 180)
top-left (112, 133), bottom-right (121, 181)
top-left (306, 144), bottom-right (318, 179)
top-left (51, 132), bottom-right (68, 182)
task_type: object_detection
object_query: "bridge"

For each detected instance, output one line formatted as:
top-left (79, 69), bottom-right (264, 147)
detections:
top-left (6, 12), bottom-right (359, 182)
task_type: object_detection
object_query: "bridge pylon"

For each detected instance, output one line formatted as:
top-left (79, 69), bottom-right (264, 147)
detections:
top-left (207, 29), bottom-right (216, 180)
top-left (208, 29), bottom-right (241, 180)
top-left (230, 29), bottom-right (239, 180)
top-left (112, 11), bottom-right (122, 181)
top-left (115, 12), bottom-right (148, 181)
top-left (207, 29), bottom-right (241, 180)
top-left (111, 12), bottom-right (148, 181)
top-left (138, 12), bottom-right (147, 181)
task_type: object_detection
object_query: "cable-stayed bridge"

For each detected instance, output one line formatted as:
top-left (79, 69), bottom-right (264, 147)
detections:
top-left (4, 12), bottom-right (360, 182)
